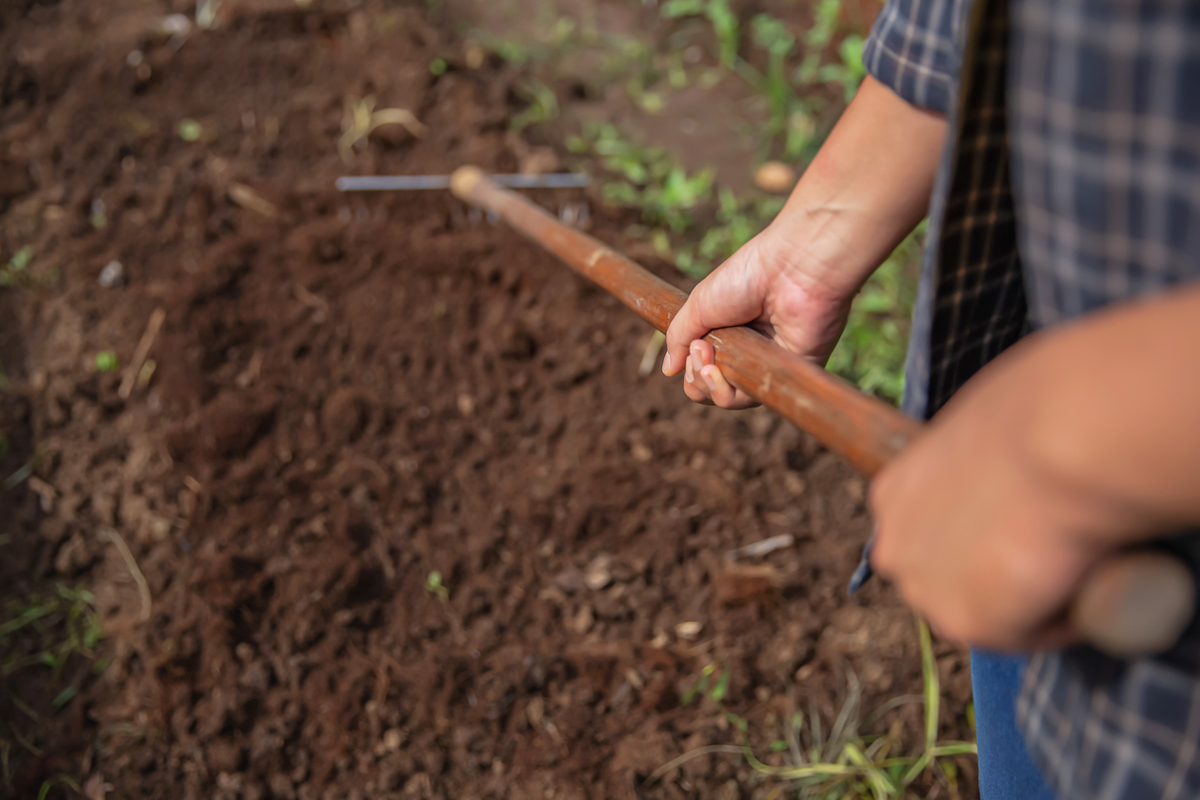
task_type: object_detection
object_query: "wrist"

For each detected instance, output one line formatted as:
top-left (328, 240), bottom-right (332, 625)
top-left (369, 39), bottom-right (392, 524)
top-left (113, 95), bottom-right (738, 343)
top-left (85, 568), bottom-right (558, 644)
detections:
top-left (759, 193), bottom-right (903, 304)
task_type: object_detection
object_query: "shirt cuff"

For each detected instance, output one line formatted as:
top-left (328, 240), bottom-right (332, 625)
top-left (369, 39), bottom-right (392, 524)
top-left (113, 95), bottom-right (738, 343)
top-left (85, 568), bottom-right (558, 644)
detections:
top-left (862, 0), bottom-right (956, 114)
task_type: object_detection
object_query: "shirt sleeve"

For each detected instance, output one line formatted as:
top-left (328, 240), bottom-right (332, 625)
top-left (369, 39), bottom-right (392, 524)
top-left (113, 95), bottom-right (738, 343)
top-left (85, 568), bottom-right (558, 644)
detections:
top-left (862, 0), bottom-right (957, 114)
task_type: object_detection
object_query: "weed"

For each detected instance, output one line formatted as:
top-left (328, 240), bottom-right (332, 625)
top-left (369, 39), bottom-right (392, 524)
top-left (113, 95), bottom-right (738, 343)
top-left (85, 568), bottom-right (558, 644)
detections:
top-left (826, 227), bottom-right (922, 402)
top-left (94, 350), bottom-right (119, 373)
top-left (661, 0), bottom-right (740, 69)
top-left (425, 571), bottom-right (449, 601)
top-left (1, 460), bottom-right (32, 493)
top-left (1, 582), bottom-right (105, 771)
top-left (37, 774), bottom-right (80, 800)
top-left (510, 78), bottom-right (559, 130)
top-left (819, 34), bottom-right (866, 102)
top-left (795, 0), bottom-right (867, 101)
top-left (675, 189), bottom-right (785, 277)
top-left (659, 615), bottom-right (974, 798)
top-left (0, 246), bottom-right (33, 288)
top-left (177, 118), bottom-right (203, 142)
top-left (750, 15), bottom-right (797, 136)
top-left (574, 123), bottom-right (713, 233)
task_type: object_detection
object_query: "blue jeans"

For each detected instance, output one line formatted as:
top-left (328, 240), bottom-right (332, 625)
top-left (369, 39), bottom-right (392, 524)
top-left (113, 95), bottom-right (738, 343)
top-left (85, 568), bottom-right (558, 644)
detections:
top-left (971, 649), bottom-right (1058, 800)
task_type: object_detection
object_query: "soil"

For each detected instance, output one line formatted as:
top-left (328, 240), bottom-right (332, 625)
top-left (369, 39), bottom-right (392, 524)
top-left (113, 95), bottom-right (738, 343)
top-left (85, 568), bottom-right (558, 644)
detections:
top-left (0, 1), bottom-right (974, 799)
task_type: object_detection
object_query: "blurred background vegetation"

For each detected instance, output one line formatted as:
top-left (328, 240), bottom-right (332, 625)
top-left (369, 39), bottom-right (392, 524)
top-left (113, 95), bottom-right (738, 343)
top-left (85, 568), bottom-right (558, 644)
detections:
top-left (439, 0), bottom-right (918, 403)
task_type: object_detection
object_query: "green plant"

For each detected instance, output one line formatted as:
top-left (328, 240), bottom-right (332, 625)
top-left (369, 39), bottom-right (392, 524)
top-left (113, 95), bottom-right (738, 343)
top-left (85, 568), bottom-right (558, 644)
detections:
top-left (429, 57), bottom-right (448, 76)
top-left (425, 571), bottom-right (449, 601)
top-left (177, 118), bottom-right (203, 142)
top-left (94, 350), bottom-right (119, 373)
top-left (675, 189), bottom-right (785, 277)
top-left (0, 246), bottom-right (33, 288)
top-left (1, 460), bottom-right (33, 493)
top-left (1, 584), bottom-right (105, 685)
top-left (37, 775), bottom-right (81, 800)
top-left (656, 615), bottom-right (974, 798)
top-left (826, 227), bottom-right (922, 402)
top-left (795, 0), bottom-right (867, 101)
top-left (662, 0), bottom-right (740, 69)
top-left (510, 78), bottom-right (559, 130)
top-left (820, 34), bottom-right (866, 102)
top-left (751, 15), bottom-right (797, 135)
top-left (575, 123), bottom-right (713, 233)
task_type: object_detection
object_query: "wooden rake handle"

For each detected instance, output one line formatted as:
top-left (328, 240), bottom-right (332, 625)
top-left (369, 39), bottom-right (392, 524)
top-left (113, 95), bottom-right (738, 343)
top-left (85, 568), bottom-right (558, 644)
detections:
top-left (451, 166), bottom-right (1195, 657)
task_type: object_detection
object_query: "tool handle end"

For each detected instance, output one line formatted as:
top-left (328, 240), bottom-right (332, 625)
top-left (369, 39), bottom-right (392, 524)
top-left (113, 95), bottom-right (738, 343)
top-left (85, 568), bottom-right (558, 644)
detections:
top-left (451, 165), bottom-right (488, 200)
top-left (1072, 551), bottom-right (1195, 657)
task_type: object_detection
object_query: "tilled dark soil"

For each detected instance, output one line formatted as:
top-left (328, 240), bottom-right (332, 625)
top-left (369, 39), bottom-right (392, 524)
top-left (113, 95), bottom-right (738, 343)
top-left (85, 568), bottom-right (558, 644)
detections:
top-left (0, 1), bottom-right (974, 798)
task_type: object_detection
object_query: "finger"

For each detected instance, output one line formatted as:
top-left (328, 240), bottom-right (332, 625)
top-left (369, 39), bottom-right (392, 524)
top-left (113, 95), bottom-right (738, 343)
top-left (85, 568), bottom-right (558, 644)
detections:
top-left (663, 293), bottom-right (703, 376)
top-left (690, 340), bottom-right (758, 408)
top-left (699, 364), bottom-right (746, 409)
top-left (683, 355), bottom-right (715, 405)
top-left (663, 253), bottom-right (763, 376)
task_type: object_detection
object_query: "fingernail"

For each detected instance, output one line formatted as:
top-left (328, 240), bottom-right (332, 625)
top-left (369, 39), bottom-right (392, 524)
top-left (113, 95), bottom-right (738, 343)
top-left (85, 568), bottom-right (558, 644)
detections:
top-left (690, 341), bottom-right (703, 361)
top-left (662, 352), bottom-right (673, 375)
top-left (685, 357), bottom-right (694, 384)
top-left (701, 368), bottom-right (717, 392)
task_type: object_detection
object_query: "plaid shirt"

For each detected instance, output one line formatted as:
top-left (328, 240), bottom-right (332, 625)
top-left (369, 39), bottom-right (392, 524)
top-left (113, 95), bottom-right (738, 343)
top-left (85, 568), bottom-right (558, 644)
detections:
top-left (863, 0), bottom-right (1200, 797)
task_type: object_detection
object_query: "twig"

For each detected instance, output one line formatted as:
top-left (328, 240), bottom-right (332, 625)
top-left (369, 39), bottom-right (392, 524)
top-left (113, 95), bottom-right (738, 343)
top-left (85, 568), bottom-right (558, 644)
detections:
top-left (638, 330), bottom-right (666, 377)
top-left (228, 182), bottom-right (278, 218)
top-left (99, 528), bottom-right (151, 622)
top-left (648, 745), bottom-right (747, 784)
top-left (726, 533), bottom-right (794, 560)
top-left (119, 308), bottom-right (166, 400)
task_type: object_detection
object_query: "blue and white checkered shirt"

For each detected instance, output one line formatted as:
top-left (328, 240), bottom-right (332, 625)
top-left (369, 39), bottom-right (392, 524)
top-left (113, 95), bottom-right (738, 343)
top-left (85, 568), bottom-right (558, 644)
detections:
top-left (863, 0), bottom-right (1200, 796)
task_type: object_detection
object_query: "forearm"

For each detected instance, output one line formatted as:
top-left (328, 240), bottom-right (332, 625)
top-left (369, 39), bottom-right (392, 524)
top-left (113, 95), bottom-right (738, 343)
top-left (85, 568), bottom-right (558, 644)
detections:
top-left (769, 75), bottom-right (947, 300)
top-left (1020, 285), bottom-right (1200, 537)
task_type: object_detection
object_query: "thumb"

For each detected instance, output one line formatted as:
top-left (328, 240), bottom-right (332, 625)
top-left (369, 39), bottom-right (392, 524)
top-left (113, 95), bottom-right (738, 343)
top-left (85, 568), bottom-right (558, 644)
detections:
top-left (663, 287), bottom-right (711, 376)
top-left (663, 251), bottom-right (766, 376)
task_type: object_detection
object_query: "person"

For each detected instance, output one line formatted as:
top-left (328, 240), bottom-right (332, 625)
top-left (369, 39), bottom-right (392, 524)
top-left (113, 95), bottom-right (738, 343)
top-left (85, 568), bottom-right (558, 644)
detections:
top-left (661, 0), bottom-right (1200, 797)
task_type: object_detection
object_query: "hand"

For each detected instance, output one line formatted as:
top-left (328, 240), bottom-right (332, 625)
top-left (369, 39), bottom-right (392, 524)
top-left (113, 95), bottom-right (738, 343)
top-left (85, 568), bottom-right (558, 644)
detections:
top-left (868, 338), bottom-right (1140, 651)
top-left (659, 76), bottom-right (948, 409)
top-left (662, 225), bottom-right (856, 408)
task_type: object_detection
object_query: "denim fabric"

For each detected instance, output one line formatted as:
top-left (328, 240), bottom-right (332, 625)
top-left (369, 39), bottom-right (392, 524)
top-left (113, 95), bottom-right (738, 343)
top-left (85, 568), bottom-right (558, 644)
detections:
top-left (972, 650), bottom-right (1058, 800)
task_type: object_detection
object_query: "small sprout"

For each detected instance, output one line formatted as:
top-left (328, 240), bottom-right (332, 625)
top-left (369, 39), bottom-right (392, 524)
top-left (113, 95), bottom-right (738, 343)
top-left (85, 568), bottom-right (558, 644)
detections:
top-left (510, 79), bottom-right (558, 130)
top-left (723, 710), bottom-right (748, 732)
top-left (425, 571), bottom-right (449, 601)
top-left (769, 739), bottom-right (788, 752)
top-left (51, 684), bottom-right (77, 709)
top-left (9, 246), bottom-right (32, 271)
top-left (429, 57), bottom-right (448, 76)
top-left (0, 246), bottom-right (33, 287)
top-left (95, 350), bottom-right (119, 373)
top-left (178, 118), bottom-right (203, 142)
top-left (709, 669), bottom-right (731, 703)
top-left (638, 92), bottom-right (664, 113)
